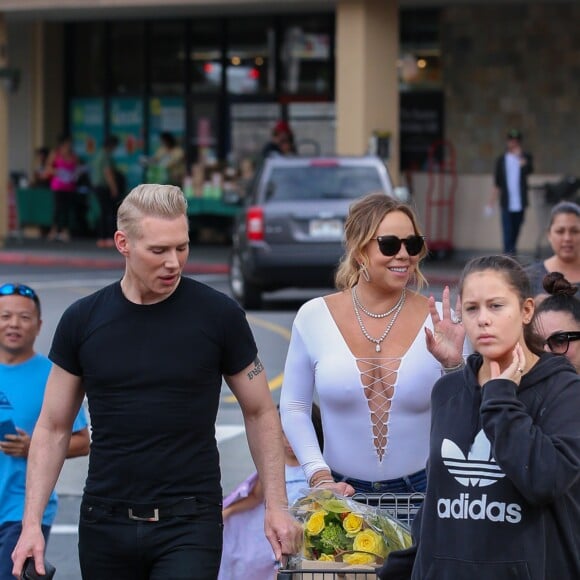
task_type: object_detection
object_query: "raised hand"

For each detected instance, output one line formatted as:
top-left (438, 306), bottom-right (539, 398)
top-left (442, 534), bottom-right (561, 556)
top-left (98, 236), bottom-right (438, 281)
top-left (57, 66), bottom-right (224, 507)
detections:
top-left (424, 285), bottom-right (465, 368)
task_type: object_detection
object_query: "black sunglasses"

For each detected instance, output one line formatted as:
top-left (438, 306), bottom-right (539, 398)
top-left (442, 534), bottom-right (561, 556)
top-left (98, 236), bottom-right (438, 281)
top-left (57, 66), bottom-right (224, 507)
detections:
top-left (373, 235), bottom-right (426, 257)
top-left (544, 331), bottom-right (580, 355)
top-left (0, 283), bottom-right (40, 310)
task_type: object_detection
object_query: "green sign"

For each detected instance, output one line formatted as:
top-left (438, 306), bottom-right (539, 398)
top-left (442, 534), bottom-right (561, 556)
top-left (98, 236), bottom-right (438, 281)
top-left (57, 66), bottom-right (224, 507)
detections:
top-left (70, 98), bottom-right (105, 162)
top-left (148, 97), bottom-right (186, 154)
top-left (110, 97), bottom-right (145, 191)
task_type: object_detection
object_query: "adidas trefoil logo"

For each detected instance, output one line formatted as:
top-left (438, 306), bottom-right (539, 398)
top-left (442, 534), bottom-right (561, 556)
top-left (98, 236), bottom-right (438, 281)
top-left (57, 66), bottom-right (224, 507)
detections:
top-left (438, 430), bottom-right (522, 524)
top-left (442, 429), bottom-right (505, 487)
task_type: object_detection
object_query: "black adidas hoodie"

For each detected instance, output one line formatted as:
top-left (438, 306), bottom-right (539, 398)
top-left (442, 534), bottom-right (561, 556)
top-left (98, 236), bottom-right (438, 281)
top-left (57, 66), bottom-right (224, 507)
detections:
top-left (379, 352), bottom-right (580, 580)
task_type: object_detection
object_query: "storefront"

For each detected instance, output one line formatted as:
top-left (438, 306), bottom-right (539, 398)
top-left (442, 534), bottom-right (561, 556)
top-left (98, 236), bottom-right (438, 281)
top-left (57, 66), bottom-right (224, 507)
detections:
top-left (3, 0), bottom-right (580, 255)
top-left (66, 14), bottom-right (336, 189)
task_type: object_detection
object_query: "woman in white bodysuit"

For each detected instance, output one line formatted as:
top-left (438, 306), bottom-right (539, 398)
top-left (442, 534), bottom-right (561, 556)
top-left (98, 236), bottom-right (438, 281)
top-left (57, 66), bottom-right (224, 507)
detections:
top-left (280, 193), bottom-right (466, 496)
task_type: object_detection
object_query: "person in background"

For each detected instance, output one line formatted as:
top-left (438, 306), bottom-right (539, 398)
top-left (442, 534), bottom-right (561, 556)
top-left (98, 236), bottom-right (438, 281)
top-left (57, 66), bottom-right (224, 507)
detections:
top-left (30, 147), bottom-right (50, 188)
top-left (44, 134), bottom-right (80, 243)
top-left (218, 404), bottom-right (322, 580)
top-left (261, 120), bottom-right (296, 159)
top-left (488, 128), bottom-right (534, 256)
top-left (148, 132), bottom-right (186, 186)
top-left (11, 184), bottom-right (301, 580)
top-left (91, 135), bottom-right (121, 248)
top-left (277, 131), bottom-right (296, 157)
top-left (525, 201), bottom-right (580, 297)
top-left (379, 255), bottom-right (580, 580)
top-left (0, 283), bottom-right (89, 580)
top-left (534, 271), bottom-right (580, 373)
top-left (280, 193), bottom-right (467, 498)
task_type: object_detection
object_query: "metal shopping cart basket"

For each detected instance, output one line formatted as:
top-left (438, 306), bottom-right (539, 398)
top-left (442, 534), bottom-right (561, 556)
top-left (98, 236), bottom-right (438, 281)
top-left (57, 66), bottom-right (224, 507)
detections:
top-left (276, 492), bottom-right (424, 579)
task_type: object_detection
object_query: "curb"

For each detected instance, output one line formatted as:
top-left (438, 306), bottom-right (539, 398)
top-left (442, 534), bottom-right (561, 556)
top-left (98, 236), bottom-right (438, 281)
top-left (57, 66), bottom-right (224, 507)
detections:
top-left (0, 251), bottom-right (460, 285)
top-left (0, 252), bottom-right (229, 275)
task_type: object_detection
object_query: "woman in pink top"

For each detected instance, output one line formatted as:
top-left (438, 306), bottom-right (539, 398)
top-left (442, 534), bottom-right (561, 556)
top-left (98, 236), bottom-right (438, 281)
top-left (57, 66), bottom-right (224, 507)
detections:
top-left (44, 134), bottom-right (79, 242)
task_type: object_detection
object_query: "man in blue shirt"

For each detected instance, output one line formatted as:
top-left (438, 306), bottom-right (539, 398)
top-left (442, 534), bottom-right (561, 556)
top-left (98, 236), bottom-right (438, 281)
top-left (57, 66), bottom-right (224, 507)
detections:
top-left (0, 283), bottom-right (90, 580)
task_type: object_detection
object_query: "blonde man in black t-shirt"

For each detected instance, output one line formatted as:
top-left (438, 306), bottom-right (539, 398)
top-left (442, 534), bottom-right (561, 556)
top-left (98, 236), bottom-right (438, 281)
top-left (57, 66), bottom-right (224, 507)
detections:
top-left (12, 184), bottom-right (301, 580)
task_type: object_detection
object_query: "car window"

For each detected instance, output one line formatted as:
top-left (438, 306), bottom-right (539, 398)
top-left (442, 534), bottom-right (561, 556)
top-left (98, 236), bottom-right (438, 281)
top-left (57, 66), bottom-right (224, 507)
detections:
top-left (245, 165), bottom-right (264, 204)
top-left (265, 166), bottom-right (384, 201)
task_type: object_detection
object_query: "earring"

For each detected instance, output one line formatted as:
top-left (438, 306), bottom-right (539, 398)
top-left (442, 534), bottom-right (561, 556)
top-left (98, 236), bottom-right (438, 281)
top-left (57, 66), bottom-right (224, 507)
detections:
top-left (359, 264), bottom-right (371, 283)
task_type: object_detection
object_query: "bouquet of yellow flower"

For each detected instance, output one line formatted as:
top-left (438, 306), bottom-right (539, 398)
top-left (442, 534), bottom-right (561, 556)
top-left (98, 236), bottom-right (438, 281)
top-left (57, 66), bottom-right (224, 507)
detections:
top-left (290, 489), bottom-right (413, 566)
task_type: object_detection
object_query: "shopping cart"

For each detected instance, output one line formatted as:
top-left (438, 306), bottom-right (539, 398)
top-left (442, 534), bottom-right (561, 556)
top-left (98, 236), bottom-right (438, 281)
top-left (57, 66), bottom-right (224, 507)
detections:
top-left (276, 492), bottom-right (424, 579)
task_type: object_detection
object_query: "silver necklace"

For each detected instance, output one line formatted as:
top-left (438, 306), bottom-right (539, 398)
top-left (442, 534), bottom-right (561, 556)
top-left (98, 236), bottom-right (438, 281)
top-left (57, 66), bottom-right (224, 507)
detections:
top-left (352, 288), bottom-right (406, 352)
top-left (352, 285), bottom-right (405, 319)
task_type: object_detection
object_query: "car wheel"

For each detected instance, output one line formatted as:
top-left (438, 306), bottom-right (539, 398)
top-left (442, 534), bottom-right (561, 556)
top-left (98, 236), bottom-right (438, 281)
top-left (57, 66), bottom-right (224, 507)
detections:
top-left (229, 252), bottom-right (263, 310)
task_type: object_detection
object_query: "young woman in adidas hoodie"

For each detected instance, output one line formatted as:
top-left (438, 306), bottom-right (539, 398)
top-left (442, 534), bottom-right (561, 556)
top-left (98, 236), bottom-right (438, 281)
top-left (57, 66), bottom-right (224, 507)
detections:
top-left (379, 254), bottom-right (580, 580)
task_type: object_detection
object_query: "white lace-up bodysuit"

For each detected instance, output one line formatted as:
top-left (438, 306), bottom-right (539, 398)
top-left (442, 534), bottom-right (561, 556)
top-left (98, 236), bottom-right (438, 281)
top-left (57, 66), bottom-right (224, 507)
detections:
top-left (280, 296), bottom-right (443, 483)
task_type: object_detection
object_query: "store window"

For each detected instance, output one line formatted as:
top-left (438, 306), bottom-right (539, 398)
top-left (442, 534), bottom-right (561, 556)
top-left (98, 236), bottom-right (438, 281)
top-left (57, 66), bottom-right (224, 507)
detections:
top-left (190, 20), bottom-right (223, 94)
top-left (289, 103), bottom-right (335, 156)
top-left (399, 8), bottom-right (442, 91)
top-left (399, 9), bottom-right (444, 172)
top-left (190, 101), bottom-right (220, 165)
top-left (280, 15), bottom-right (333, 95)
top-left (150, 21), bottom-right (186, 95)
top-left (110, 22), bottom-right (146, 94)
top-left (70, 22), bottom-right (106, 96)
top-left (226, 18), bottom-right (275, 95)
top-left (231, 103), bottom-right (281, 164)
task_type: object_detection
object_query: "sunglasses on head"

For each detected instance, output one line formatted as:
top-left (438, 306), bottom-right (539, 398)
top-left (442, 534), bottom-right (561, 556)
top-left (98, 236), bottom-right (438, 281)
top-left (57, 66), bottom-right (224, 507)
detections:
top-left (372, 235), bottom-right (426, 257)
top-left (0, 283), bottom-right (40, 307)
top-left (544, 331), bottom-right (580, 355)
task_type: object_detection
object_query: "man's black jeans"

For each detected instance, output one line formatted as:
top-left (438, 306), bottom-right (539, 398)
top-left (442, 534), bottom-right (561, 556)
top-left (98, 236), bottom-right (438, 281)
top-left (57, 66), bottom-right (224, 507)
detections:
top-left (78, 496), bottom-right (223, 580)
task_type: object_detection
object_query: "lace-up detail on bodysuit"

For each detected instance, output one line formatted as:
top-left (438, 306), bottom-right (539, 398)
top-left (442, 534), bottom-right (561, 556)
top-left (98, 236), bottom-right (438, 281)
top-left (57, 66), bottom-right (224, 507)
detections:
top-left (356, 357), bottom-right (402, 461)
top-left (280, 297), bottom-right (442, 483)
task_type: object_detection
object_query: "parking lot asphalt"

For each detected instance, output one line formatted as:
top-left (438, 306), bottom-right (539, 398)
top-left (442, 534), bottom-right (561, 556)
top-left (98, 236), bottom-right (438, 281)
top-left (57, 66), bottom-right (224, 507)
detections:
top-left (0, 236), bottom-right (230, 274)
top-left (0, 236), bottom-right (467, 287)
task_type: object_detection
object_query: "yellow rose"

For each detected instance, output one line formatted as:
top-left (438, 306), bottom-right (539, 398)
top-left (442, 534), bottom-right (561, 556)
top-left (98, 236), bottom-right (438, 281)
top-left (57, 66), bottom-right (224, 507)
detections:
top-left (343, 512), bottom-right (364, 535)
top-left (305, 510), bottom-right (327, 535)
top-left (318, 554), bottom-right (335, 562)
top-left (343, 552), bottom-right (376, 565)
top-left (353, 528), bottom-right (386, 557)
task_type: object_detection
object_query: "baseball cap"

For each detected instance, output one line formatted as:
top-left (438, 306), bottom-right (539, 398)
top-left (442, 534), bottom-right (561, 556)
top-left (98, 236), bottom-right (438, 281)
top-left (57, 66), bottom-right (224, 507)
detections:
top-left (506, 128), bottom-right (522, 140)
top-left (274, 120), bottom-right (291, 135)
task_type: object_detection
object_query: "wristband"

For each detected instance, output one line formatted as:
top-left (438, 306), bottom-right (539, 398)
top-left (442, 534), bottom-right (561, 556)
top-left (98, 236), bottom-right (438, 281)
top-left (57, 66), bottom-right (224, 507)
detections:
top-left (442, 360), bottom-right (465, 374)
top-left (309, 472), bottom-right (333, 487)
top-left (312, 479), bottom-right (335, 488)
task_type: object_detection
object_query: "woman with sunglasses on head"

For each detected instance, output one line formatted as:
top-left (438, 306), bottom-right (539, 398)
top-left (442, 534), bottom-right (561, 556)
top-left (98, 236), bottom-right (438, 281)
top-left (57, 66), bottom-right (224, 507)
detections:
top-left (379, 255), bottom-right (580, 580)
top-left (534, 271), bottom-right (580, 373)
top-left (280, 193), bottom-right (467, 497)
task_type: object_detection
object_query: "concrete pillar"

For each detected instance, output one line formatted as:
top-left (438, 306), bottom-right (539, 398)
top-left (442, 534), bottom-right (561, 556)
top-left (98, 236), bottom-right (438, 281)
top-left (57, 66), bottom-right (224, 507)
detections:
top-left (31, 21), bottom-right (45, 158)
top-left (335, 0), bottom-right (400, 185)
top-left (0, 13), bottom-right (8, 245)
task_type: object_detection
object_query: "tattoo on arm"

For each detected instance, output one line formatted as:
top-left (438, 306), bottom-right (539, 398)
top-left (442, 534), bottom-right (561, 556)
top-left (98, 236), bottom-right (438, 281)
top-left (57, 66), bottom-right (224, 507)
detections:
top-left (247, 357), bottom-right (265, 381)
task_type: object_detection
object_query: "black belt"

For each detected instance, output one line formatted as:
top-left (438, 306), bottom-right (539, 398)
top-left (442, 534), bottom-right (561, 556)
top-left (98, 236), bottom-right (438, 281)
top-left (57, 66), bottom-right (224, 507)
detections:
top-left (85, 496), bottom-right (200, 522)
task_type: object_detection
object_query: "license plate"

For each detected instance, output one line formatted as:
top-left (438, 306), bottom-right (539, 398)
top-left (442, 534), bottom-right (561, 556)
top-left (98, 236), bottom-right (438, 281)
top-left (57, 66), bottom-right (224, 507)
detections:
top-left (309, 218), bottom-right (343, 238)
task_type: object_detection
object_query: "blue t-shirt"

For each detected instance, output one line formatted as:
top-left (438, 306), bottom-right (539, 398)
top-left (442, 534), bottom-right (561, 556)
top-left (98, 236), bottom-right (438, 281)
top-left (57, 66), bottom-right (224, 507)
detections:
top-left (0, 354), bottom-right (88, 526)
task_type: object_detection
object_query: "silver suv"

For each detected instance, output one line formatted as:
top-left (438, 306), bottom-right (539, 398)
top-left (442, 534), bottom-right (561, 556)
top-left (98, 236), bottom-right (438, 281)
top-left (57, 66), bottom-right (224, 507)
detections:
top-left (229, 155), bottom-right (398, 309)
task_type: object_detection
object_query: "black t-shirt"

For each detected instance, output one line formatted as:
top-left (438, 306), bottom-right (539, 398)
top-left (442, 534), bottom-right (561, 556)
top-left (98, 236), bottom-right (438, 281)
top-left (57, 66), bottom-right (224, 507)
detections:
top-left (49, 277), bottom-right (257, 503)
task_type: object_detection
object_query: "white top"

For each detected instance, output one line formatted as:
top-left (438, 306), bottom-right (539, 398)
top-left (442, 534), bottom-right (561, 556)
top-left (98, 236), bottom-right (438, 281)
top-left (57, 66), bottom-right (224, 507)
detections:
top-left (506, 152), bottom-right (522, 212)
top-left (280, 296), bottom-right (443, 483)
